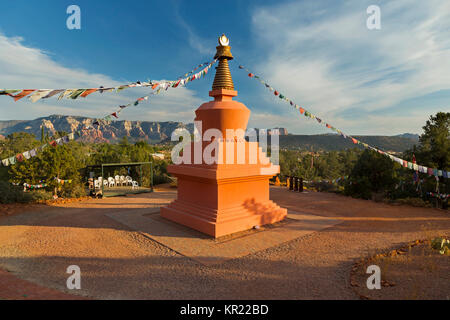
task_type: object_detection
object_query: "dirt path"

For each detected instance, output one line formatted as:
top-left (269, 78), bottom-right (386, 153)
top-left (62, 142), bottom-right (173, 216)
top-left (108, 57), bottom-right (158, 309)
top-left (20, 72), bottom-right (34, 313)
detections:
top-left (0, 186), bottom-right (448, 299)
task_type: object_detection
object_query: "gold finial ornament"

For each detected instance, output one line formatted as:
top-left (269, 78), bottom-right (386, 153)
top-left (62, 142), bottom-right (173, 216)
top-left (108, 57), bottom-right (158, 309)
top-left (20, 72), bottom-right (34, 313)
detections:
top-left (212, 34), bottom-right (234, 91)
top-left (219, 34), bottom-right (229, 46)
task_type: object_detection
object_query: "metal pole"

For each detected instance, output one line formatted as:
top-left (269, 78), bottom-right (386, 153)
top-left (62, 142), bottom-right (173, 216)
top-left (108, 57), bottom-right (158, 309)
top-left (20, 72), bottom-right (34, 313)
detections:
top-left (151, 162), bottom-right (154, 192)
top-left (101, 165), bottom-right (104, 197)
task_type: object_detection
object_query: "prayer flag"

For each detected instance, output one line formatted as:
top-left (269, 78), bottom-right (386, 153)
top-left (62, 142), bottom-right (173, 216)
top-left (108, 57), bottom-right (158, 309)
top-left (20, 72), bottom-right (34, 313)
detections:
top-left (69, 89), bottom-right (86, 99)
top-left (80, 89), bottom-right (97, 97)
top-left (13, 90), bottom-right (36, 101)
top-left (43, 89), bottom-right (64, 99)
top-left (58, 89), bottom-right (74, 100)
top-left (29, 90), bottom-right (53, 103)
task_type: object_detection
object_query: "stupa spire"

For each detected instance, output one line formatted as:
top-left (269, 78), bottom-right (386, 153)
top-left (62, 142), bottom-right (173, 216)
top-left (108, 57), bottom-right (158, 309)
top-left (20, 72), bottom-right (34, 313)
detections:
top-left (212, 34), bottom-right (234, 91)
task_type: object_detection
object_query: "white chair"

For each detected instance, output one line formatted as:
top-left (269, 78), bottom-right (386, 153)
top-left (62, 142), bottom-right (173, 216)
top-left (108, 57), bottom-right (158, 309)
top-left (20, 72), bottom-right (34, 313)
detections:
top-left (126, 176), bottom-right (133, 186)
top-left (115, 175), bottom-right (120, 186)
top-left (103, 179), bottom-right (108, 187)
top-left (119, 175), bottom-right (126, 186)
top-left (132, 181), bottom-right (139, 189)
top-left (94, 179), bottom-right (100, 189)
top-left (108, 177), bottom-right (115, 187)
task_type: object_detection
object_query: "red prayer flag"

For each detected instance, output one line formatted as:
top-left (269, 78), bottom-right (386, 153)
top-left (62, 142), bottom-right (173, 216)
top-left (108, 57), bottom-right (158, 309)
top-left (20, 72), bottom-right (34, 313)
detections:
top-left (80, 89), bottom-right (97, 98)
top-left (111, 112), bottom-right (118, 118)
top-left (351, 138), bottom-right (358, 144)
top-left (274, 91), bottom-right (279, 96)
top-left (152, 83), bottom-right (159, 90)
top-left (12, 90), bottom-right (36, 101)
top-left (299, 108), bottom-right (305, 114)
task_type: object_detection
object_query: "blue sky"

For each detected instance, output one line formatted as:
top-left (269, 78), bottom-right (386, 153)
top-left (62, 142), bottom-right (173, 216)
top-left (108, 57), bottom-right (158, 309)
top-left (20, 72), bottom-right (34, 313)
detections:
top-left (0, 0), bottom-right (449, 135)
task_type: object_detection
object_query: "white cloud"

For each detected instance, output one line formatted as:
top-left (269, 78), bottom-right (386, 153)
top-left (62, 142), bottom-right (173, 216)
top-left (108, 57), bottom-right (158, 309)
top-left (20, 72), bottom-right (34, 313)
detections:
top-left (0, 32), bottom-right (203, 123)
top-left (250, 0), bottom-right (450, 134)
top-left (173, 7), bottom-right (214, 56)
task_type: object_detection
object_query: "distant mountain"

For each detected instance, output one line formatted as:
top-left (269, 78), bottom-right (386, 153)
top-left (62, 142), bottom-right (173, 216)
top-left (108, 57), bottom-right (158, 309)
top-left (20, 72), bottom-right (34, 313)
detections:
top-left (0, 115), bottom-right (194, 143)
top-left (394, 133), bottom-right (420, 141)
top-left (0, 115), bottom-right (420, 152)
top-left (279, 134), bottom-right (418, 153)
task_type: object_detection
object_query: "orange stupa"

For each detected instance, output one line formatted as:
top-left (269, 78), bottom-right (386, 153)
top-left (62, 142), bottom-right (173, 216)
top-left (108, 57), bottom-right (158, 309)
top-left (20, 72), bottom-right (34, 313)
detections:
top-left (160, 34), bottom-right (287, 238)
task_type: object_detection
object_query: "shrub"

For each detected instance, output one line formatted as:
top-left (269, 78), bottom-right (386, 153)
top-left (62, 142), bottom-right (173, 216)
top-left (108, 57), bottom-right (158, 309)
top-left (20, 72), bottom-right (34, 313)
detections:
top-left (431, 237), bottom-right (450, 255)
top-left (307, 181), bottom-right (337, 192)
top-left (344, 150), bottom-right (398, 199)
top-left (61, 184), bottom-right (87, 198)
top-left (28, 189), bottom-right (53, 202)
top-left (395, 197), bottom-right (431, 208)
top-left (0, 181), bottom-right (52, 203)
top-left (0, 181), bottom-right (27, 204)
top-left (153, 173), bottom-right (172, 185)
top-left (344, 176), bottom-right (372, 199)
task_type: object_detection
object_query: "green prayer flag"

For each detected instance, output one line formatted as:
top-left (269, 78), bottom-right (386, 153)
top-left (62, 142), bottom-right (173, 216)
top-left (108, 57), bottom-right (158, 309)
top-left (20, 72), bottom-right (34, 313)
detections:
top-left (69, 89), bottom-right (86, 99)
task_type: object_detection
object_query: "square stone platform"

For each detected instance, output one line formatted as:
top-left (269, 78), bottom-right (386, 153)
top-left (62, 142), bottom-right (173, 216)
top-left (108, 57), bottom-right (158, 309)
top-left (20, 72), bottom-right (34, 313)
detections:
top-left (106, 208), bottom-right (341, 265)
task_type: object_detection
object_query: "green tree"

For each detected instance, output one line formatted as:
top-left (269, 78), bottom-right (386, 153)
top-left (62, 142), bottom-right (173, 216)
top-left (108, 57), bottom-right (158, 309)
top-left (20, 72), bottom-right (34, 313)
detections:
top-left (345, 149), bottom-right (399, 199)
top-left (415, 112), bottom-right (449, 171)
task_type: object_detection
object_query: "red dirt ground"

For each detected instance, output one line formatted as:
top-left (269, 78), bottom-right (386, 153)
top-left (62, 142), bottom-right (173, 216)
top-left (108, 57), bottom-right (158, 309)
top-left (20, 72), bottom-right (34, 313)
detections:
top-left (0, 186), bottom-right (448, 300)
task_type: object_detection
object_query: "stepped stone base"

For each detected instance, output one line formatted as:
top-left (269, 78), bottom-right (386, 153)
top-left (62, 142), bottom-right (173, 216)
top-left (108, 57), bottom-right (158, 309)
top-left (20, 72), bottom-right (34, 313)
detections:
top-left (161, 165), bottom-right (287, 238)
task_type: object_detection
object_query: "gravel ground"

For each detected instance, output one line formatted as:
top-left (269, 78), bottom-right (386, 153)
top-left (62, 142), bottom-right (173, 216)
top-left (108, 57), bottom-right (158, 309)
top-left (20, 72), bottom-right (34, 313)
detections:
top-left (0, 186), bottom-right (448, 300)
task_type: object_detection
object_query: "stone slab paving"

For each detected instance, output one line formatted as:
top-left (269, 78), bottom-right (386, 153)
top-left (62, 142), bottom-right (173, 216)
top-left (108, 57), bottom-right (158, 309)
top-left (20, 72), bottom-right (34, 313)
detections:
top-left (106, 208), bottom-right (342, 265)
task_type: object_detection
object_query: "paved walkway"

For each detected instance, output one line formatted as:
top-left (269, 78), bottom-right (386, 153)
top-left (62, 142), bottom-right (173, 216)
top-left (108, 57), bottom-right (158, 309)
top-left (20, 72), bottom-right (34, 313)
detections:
top-left (0, 186), bottom-right (448, 299)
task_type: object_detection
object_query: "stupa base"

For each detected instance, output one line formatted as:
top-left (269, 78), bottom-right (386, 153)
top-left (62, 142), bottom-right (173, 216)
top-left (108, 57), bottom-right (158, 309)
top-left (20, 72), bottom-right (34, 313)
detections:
top-left (161, 199), bottom-right (287, 238)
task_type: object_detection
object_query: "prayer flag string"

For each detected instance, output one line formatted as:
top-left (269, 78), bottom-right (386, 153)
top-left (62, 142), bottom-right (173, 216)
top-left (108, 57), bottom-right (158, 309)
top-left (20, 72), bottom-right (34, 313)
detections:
top-left (1, 60), bottom-right (217, 167)
top-left (0, 60), bottom-right (217, 103)
top-left (238, 64), bottom-right (449, 179)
